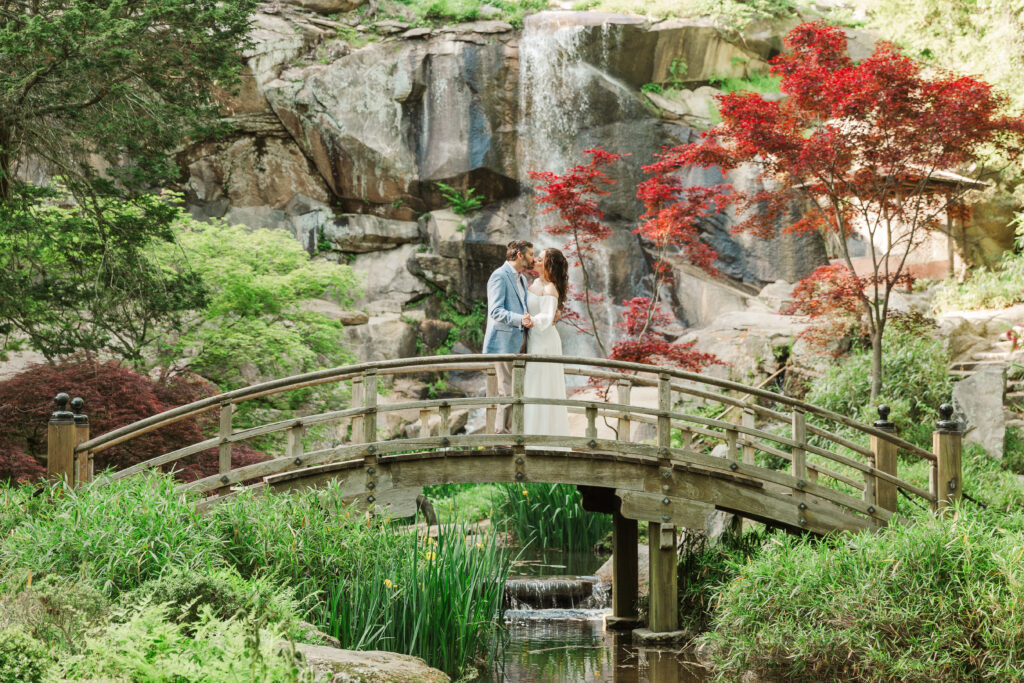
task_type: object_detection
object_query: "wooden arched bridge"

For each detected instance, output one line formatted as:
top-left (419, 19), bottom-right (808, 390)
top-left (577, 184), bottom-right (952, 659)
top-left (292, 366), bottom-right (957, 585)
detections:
top-left (46, 354), bottom-right (962, 638)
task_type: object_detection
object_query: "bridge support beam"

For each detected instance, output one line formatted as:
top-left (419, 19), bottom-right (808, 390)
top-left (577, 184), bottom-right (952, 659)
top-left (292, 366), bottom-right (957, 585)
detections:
top-left (606, 510), bottom-right (639, 630)
top-left (647, 521), bottom-right (678, 633)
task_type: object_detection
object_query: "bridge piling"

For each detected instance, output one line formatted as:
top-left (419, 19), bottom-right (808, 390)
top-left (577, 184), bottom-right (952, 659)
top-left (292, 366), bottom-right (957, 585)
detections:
top-left (607, 509), bottom-right (640, 630)
top-left (647, 521), bottom-right (678, 633)
top-left (931, 404), bottom-right (962, 513)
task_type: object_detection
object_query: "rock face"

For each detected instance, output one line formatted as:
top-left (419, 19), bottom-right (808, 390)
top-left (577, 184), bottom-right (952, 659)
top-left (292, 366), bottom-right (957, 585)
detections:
top-left (176, 10), bottom-right (839, 364)
top-left (296, 643), bottom-right (450, 683)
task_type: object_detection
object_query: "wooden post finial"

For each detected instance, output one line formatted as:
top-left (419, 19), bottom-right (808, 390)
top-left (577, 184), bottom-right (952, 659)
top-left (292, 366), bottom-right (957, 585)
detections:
top-left (51, 393), bottom-right (74, 423)
top-left (874, 404), bottom-right (894, 431)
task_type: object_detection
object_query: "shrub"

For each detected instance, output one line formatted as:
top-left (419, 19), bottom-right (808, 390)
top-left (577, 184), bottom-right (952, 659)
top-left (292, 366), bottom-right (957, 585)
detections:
top-left (676, 530), bottom-right (766, 632)
top-left (495, 483), bottom-right (613, 552)
top-left (56, 604), bottom-right (307, 683)
top-left (702, 508), bottom-right (1024, 681)
top-left (0, 575), bottom-right (108, 654)
top-left (0, 358), bottom-right (266, 483)
top-left (0, 475), bottom-right (221, 595)
top-left (121, 567), bottom-right (301, 630)
top-left (0, 626), bottom-right (49, 683)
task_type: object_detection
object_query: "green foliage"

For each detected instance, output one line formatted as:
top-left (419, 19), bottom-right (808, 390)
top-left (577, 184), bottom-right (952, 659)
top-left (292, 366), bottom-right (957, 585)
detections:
top-left (641, 82), bottom-right (663, 94)
top-left (211, 482), bottom-right (509, 678)
top-left (151, 217), bottom-right (361, 391)
top-left (932, 248), bottom-right (1024, 312)
top-left (383, 0), bottom-right (549, 27)
top-left (429, 285), bottom-right (488, 353)
top-left (57, 604), bottom-right (307, 683)
top-left (806, 315), bottom-right (952, 449)
top-left (495, 483), bottom-right (613, 552)
top-left (0, 626), bottom-right (48, 683)
top-left (121, 567), bottom-right (301, 630)
top-left (577, 0), bottom-right (793, 30)
top-left (423, 483), bottom-right (502, 523)
top-left (702, 508), bottom-right (1024, 681)
top-left (677, 531), bottom-right (766, 632)
top-left (0, 188), bottom-right (206, 364)
top-left (434, 182), bottom-right (484, 216)
top-left (0, 476), bottom-right (219, 595)
top-left (707, 72), bottom-right (782, 94)
top-left (0, 0), bottom-right (257, 198)
top-left (0, 575), bottom-right (109, 653)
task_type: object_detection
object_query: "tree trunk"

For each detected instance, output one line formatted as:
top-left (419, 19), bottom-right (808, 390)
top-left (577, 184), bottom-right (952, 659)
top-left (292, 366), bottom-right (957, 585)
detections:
top-left (870, 325), bottom-right (883, 401)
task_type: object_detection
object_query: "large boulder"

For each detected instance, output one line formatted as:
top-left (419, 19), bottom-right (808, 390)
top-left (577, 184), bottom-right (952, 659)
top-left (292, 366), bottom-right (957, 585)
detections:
top-left (296, 643), bottom-right (449, 683)
top-left (344, 314), bottom-right (418, 362)
top-left (952, 364), bottom-right (1006, 458)
top-left (690, 310), bottom-right (809, 382)
top-left (284, 0), bottom-right (365, 14)
top-left (345, 244), bottom-right (431, 309)
top-left (322, 215), bottom-right (422, 253)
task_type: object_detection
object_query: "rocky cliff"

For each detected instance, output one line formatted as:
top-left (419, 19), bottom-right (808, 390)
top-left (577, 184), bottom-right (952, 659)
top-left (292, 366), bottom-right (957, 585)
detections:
top-left (178, 3), bottom-right (830, 364)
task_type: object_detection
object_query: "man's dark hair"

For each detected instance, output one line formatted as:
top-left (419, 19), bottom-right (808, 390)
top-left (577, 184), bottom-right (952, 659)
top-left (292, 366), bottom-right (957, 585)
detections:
top-left (506, 240), bottom-right (533, 261)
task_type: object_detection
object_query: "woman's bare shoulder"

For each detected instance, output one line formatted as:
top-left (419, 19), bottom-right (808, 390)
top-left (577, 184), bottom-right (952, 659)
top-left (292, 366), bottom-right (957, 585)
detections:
top-left (542, 282), bottom-right (558, 298)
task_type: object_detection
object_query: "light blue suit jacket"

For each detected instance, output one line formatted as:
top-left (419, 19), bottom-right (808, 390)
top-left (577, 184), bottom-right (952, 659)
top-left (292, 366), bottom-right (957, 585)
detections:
top-left (483, 261), bottom-right (528, 354)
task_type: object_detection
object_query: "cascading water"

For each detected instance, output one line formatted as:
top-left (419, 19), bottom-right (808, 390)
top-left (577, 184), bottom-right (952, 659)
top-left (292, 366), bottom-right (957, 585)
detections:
top-left (517, 12), bottom-right (653, 361)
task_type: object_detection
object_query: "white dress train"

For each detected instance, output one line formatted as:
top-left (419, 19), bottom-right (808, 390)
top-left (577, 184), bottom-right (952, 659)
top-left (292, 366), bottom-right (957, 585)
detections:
top-left (523, 291), bottom-right (571, 439)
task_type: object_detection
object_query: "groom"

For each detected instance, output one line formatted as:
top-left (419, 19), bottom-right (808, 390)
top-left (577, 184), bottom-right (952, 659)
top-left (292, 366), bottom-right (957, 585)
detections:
top-left (483, 240), bottom-right (534, 434)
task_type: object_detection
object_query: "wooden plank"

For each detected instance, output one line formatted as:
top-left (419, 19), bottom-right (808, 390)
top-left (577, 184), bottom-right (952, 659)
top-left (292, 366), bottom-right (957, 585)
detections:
top-left (616, 380), bottom-right (631, 441)
top-left (511, 360), bottom-right (526, 437)
top-left (351, 377), bottom-right (364, 444)
top-left (618, 490), bottom-right (714, 527)
top-left (485, 367), bottom-right (497, 435)
top-left (362, 371), bottom-right (378, 444)
top-left (657, 374), bottom-right (671, 450)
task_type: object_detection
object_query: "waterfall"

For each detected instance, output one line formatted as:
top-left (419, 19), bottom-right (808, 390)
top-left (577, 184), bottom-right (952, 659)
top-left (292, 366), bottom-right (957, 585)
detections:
top-left (517, 12), bottom-right (650, 360)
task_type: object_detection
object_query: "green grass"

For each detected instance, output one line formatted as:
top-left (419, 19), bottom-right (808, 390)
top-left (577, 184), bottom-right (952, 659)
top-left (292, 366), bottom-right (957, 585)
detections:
top-left (379, 0), bottom-right (549, 28)
top-left (932, 255), bottom-right (1024, 313)
top-left (494, 483), bottom-right (613, 552)
top-left (424, 483), bottom-right (502, 523)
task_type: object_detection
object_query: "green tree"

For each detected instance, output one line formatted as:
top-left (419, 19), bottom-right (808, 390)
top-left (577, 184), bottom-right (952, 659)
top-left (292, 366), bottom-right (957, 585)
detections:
top-left (0, 0), bottom-right (257, 198)
top-left (0, 188), bottom-right (207, 363)
top-left (150, 218), bottom-right (362, 389)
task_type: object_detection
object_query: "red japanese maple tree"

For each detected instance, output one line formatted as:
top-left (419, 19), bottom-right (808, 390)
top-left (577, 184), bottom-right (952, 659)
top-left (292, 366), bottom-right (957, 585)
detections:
top-left (677, 21), bottom-right (1024, 397)
top-left (530, 147), bottom-right (724, 375)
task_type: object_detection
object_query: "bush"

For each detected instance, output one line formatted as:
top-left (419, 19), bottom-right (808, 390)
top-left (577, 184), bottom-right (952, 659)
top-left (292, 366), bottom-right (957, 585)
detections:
top-left (0, 627), bottom-right (49, 683)
top-left (495, 483), bottom-right (613, 552)
top-left (0, 358), bottom-right (266, 483)
top-left (0, 575), bottom-right (108, 653)
top-left (702, 508), bottom-right (1024, 682)
top-left (121, 567), bottom-right (301, 630)
top-left (806, 314), bottom-right (952, 449)
top-left (676, 530), bottom-right (766, 632)
top-left (56, 604), bottom-right (307, 683)
top-left (0, 475), bottom-right (220, 595)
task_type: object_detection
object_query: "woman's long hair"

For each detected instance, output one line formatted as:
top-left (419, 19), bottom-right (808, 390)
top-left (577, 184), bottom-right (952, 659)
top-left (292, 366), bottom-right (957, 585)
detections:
top-left (541, 248), bottom-right (569, 312)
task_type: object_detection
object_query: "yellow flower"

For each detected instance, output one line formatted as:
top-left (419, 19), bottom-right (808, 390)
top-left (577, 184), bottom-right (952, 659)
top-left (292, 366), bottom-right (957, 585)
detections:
top-left (426, 536), bottom-right (437, 545)
top-left (476, 542), bottom-right (484, 550)
top-left (522, 489), bottom-right (529, 497)
top-left (384, 579), bottom-right (395, 589)
top-left (424, 551), bottom-right (437, 561)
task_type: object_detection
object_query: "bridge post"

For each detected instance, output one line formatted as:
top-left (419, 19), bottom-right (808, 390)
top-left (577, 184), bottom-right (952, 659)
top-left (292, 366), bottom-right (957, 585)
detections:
top-left (657, 374), bottom-right (671, 450)
top-left (870, 405), bottom-right (898, 518)
top-left (47, 393), bottom-right (76, 486)
top-left (362, 370), bottom-right (378, 444)
top-left (71, 398), bottom-right (91, 484)
top-left (218, 402), bottom-right (233, 475)
top-left (616, 380), bottom-right (631, 440)
top-left (350, 377), bottom-right (364, 443)
top-left (511, 359), bottom-right (526, 440)
top-left (931, 404), bottom-right (962, 513)
top-left (608, 509), bottom-right (639, 630)
top-left (485, 367), bottom-right (497, 435)
top-left (741, 408), bottom-right (755, 465)
top-left (647, 521), bottom-right (678, 633)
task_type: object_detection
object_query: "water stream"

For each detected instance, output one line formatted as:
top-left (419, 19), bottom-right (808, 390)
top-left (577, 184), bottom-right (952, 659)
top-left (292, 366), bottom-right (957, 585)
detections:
top-left (483, 547), bottom-right (711, 682)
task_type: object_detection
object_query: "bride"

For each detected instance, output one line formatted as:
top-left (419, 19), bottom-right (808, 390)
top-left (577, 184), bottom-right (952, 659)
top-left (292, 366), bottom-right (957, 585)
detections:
top-left (523, 248), bottom-right (571, 439)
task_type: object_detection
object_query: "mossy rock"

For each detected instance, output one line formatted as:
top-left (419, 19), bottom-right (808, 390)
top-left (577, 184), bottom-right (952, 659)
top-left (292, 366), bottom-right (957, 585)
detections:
top-left (296, 643), bottom-right (450, 682)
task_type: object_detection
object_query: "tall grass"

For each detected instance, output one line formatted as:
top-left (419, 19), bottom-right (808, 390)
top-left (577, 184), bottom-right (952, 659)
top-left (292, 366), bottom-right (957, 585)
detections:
top-left (495, 483), bottom-right (612, 553)
top-left (0, 475), bottom-right (220, 594)
top-left (210, 481), bottom-right (510, 678)
top-left (702, 507), bottom-right (1024, 682)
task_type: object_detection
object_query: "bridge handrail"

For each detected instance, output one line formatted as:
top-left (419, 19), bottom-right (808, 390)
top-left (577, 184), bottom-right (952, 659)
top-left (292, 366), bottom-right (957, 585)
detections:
top-left (75, 353), bottom-right (936, 463)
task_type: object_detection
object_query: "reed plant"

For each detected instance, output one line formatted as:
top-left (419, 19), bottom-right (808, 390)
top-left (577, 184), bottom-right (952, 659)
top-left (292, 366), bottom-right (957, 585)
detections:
top-left (495, 483), bottom-right (612, 553)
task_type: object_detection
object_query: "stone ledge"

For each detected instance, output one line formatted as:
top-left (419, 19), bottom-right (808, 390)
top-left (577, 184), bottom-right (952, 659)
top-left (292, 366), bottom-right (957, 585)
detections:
top-left (605, 615), bottom-right (643, 631)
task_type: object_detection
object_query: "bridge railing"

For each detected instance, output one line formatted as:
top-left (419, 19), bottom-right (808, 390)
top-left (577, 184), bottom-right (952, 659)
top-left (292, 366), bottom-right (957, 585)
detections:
top-left (48, 354), bottom-right (961, 527)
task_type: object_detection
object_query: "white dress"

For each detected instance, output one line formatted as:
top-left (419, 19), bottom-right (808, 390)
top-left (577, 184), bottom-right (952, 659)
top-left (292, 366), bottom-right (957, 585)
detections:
top-left (523, 289), bottom-right (571, 439)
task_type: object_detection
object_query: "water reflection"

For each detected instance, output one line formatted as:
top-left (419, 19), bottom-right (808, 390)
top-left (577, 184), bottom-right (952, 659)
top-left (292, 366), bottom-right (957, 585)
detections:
top-left (483, 612), bottom-right (710, 683)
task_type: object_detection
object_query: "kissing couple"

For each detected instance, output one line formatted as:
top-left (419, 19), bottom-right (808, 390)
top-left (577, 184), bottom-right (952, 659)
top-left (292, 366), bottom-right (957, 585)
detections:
top-left (482, 240), bottom-right (571, 440)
